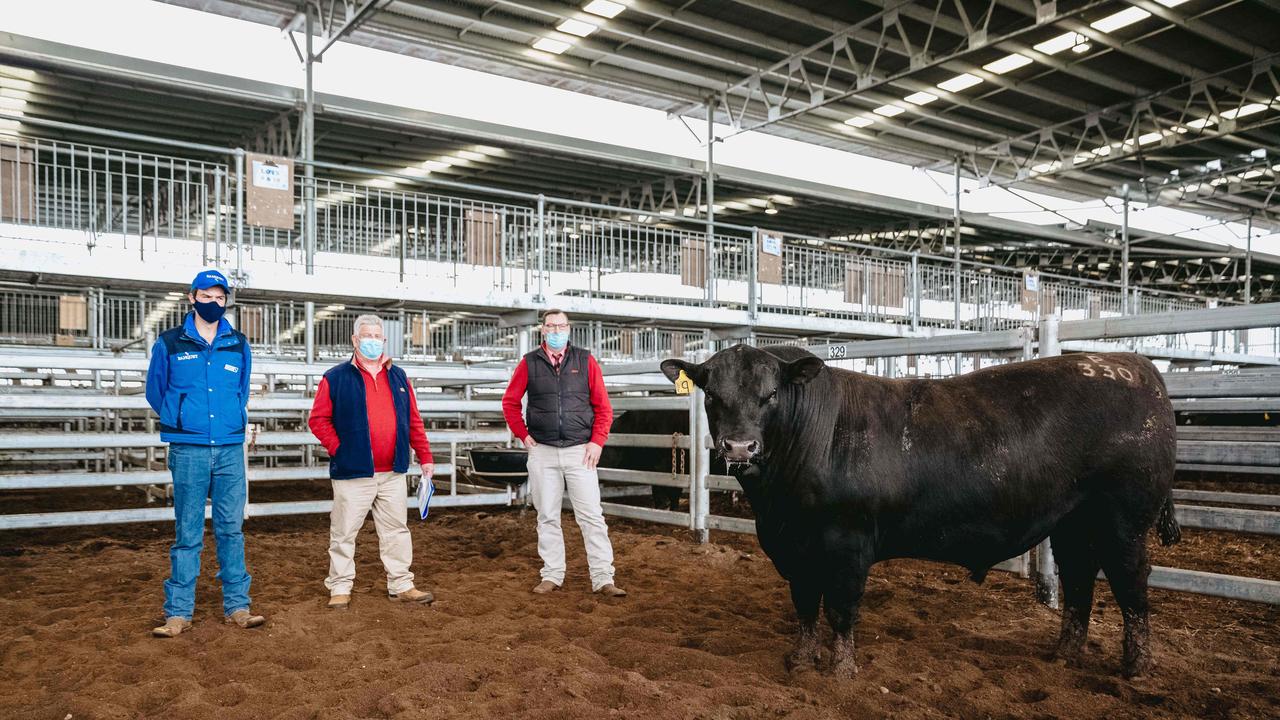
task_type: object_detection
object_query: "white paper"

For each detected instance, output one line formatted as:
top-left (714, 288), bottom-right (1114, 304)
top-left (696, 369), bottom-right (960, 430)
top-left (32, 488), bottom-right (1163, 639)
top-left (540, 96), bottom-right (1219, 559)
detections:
top-left (761, 233), bottom-right (782, 257)
top-left (252, 160), bottom-right (289, 191)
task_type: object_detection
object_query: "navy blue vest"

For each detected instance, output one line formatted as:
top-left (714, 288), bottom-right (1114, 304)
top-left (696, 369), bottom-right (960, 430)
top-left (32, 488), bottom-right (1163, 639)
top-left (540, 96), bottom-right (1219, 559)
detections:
top-left (322, 360), bottom-right (414, 480)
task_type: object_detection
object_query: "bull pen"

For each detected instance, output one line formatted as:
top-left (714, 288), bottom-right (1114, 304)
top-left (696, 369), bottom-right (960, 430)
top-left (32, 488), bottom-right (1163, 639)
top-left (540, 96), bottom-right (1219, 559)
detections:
top-left (2, 301), bottom-right (1277, 609)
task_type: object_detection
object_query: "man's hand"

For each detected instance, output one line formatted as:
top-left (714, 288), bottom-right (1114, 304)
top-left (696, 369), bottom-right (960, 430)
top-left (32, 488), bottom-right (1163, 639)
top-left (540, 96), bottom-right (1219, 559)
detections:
top-left (523, 436), bottom-right (538, 449)
top-left (422, 462), bottom-right (435, 480)
top-left (583, 442), bottom-right (602, 470)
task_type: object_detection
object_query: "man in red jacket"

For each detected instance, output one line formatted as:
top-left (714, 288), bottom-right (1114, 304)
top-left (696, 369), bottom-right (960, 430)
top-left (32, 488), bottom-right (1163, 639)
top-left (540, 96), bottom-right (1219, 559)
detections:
top-left (308, 314), bottom-right (435, 610)
top-left (502, 309), bottom-right (626, 597)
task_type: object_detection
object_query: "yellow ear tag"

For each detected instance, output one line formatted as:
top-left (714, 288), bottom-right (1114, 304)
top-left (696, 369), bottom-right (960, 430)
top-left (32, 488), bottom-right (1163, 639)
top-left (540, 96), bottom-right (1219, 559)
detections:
top-left (674, 369), bottom-right (693, 395)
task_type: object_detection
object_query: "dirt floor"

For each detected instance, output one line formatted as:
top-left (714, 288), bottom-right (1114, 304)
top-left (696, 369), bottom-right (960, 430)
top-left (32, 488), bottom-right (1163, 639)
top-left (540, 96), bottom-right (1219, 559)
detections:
top-left (1, 506), bottom-right (1278, 720)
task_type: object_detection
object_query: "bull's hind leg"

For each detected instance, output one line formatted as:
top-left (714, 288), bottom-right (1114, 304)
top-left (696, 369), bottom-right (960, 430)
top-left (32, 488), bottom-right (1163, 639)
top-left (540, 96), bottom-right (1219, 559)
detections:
top-left (784, 577), bottom-right (821, 672)
top-left (1049, 510), bottom-right (1101, 664)
top-left (1098, 535), bottom-right (1154, 678)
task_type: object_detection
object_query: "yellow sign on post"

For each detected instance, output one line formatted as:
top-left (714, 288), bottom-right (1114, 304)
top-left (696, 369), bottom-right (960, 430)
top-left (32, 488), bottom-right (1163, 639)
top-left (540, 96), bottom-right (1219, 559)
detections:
top-left (674, 369), bottom-right (694, 395)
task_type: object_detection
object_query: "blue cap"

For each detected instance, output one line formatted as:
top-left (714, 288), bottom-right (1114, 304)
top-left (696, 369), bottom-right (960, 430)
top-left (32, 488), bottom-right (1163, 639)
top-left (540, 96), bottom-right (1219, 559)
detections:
top-left (191, 269), bottom-right (229, 292)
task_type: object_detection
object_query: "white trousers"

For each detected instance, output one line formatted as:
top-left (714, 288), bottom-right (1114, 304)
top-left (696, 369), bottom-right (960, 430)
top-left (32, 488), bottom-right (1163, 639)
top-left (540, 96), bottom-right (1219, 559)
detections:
top-left (527, 443), bottom-right (616, 590)
top-left (325, 471), bottom-right (415, 595)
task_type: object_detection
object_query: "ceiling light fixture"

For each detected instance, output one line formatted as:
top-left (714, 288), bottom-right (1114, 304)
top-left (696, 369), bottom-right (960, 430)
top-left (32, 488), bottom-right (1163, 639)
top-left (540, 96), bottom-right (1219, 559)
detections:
top-left (532, 37), bottom-right (571, 54)
top-left (582, 0), bottom-right (625, 19)
top-left (556, 19), bottom-right (598, 37)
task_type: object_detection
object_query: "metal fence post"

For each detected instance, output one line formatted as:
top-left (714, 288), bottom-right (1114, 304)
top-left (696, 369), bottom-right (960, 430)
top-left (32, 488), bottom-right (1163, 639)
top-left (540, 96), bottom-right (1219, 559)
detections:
top-left (910, 251), bottom-right (920, 332)
top-left (748, 227), bottom-right (759, 319)
top-left (1035, 316), bottom-right (1061, 608)
top-left (536, 193), bottom-right (546, 302)
top-left (686, 390), bottom-right (699, 533)
top-left (234, 149), bottom-right (245, 280)
top-left (694, 383), bottom-right (711, 544)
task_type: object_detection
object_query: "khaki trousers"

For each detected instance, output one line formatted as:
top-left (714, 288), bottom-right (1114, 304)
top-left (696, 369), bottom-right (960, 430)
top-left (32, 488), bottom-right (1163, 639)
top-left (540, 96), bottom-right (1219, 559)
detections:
top-left (527, 443), bottom-right (616, 590)
top-left (325, 471), bottom-right (414, 595)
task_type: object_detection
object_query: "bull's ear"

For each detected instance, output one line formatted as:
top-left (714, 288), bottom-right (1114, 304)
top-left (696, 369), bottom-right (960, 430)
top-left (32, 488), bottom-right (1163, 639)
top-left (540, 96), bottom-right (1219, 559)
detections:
top-left (783, 356), bottom-right (825, 385)
top-left (660, 358), bottom-right (705, 387)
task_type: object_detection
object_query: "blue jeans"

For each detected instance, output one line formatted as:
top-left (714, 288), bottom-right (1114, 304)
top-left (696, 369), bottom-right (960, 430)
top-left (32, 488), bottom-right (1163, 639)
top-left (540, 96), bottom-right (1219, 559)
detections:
top-left (163, 443), bottom-right (252, 620)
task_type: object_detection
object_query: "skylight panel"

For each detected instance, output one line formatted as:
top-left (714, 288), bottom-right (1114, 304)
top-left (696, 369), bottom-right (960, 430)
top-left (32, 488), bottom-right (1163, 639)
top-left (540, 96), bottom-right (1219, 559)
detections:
top-left (1033, 32), bottom-right (1077, 55)
top-left (903, 91), bottom-right (938, 105)
top-left (982, 54), bottom-right (1032, 75)
top-left (583, 0), bottom-right (625, 19)
top-left (532, 38), bottom-right (571, 54)
top-left (873, 104), bottom-right (906, 117)
top-left (844, 116), bottom-right (875, 128)
top-left (557, 19), bottom-right (598, 37)
top-left (1090, 7), bottom-right (1150, 33)
top-left (937, 73), bottom-right (983, 92)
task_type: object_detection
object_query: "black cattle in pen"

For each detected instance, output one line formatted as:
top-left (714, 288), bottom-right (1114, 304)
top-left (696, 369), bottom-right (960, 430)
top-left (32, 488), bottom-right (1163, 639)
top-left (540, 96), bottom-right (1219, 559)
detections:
top-left (600, 410), bottom-right (727, 511)
top-left (661, 344), bottom-right (1180, 679)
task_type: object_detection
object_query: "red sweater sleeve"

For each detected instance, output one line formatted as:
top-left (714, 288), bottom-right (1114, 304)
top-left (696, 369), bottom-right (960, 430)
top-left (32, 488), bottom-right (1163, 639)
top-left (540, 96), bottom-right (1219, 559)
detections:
top-left (588, 356), bottom-right (612, 446)
top-left (406, 389), bottom-right (434, 464)
top-left (502, 359), bottom-right (531, 441)
top-left (308, 377), bottom-right (340, 455)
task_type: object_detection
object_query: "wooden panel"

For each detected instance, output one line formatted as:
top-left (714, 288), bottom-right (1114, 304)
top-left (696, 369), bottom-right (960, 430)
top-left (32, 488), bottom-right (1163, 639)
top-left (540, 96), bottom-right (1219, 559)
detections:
top-left (58, 295), bottom-right (87, 332)
top-left (845, 261), bottom-right (904, 307)
top-left (680, 237), bottom-right (706, 287)
top-left (1020, 271), bottom-right (1040, 312)
top-left (244, 153), bottom-right (295, 230)
top-left (757, 232), bottom-right (782, 284)
top-left (411, 315), bottom-right (430, 347)
top-left (465, 209), bottom-right (501, 265)
top-left (0, 145), bottom-right (35, 222)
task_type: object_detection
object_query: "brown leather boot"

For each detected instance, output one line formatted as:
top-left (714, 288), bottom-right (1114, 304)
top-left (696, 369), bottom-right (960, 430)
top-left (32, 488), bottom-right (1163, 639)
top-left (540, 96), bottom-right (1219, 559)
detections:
top-left (224, 609), bottom-right (266, 628)
top-left (389, 587), bottom-right (434, 604)
top-left (151, 617), bottom-right (192, 638)
top-left (328, 594), bottom-right (351, 610)
top-left (595, 583), bottom-right (627, 598)
top-left (531, 580), bottom-right (560, 594)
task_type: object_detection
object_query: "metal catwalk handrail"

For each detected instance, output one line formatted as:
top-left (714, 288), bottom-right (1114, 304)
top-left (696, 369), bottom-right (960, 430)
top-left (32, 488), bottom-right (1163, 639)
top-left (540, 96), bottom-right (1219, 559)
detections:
top-left (1, 112), bottom-right (1214, 310)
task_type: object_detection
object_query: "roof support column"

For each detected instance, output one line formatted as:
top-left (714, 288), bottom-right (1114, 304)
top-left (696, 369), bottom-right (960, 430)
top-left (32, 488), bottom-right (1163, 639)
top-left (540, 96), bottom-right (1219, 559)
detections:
top-left (953, 157), bottom-right (962, 331)
top-left (1245, 214), bottom-right (1253, 305)
top-left (1121, 185), bottom-right (1130, 315)
top-left (705, 99), bottom-right (716, 305)
top-left (303, 4), bottom-right (317, 276)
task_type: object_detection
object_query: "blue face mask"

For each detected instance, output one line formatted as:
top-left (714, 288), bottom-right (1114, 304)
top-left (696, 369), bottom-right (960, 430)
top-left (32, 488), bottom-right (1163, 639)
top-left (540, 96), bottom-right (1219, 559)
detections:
top-left (545, 331), bottom-right (570, 350)
top-left (357, 338), bottom-right (384, 360)
top-left (192, 300), bottom-right (226, 324)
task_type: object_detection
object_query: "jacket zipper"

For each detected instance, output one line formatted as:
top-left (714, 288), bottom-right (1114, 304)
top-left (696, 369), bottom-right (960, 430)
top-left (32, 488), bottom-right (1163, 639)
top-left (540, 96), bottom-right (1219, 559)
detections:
top-left (176, 393), bottom-right (187, 432)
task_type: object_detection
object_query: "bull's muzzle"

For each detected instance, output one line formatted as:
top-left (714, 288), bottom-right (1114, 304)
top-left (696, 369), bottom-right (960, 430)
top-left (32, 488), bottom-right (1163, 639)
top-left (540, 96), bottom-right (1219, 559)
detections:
top-left (718, 438), bottom-right (760, 463)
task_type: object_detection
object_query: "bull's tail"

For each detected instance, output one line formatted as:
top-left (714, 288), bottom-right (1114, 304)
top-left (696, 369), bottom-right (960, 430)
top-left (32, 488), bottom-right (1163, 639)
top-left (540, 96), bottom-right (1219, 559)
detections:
top-left (1157, 494), bottom-right (1181, 546)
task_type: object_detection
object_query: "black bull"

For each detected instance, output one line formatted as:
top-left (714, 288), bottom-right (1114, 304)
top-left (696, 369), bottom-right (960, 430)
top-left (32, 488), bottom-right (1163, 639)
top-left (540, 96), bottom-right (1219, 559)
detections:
top-left (661, 344), bottom-right (1180, 678)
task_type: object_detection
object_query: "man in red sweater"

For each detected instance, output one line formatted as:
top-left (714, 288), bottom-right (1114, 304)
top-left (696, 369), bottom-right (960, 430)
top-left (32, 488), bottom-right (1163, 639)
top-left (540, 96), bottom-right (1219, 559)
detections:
top-left (502, 309), bottom-right (625, 597)
top-left (308, 314), bottom-right (435, 610)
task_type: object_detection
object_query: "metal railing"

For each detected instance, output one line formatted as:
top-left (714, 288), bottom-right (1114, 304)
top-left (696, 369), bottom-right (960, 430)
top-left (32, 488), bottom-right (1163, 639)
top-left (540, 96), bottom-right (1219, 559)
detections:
top-left (2, 126), bottom-right (1224, 337)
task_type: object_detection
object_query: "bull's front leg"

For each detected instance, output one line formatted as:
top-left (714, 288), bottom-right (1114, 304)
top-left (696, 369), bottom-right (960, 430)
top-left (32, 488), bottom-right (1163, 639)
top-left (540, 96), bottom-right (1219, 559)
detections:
top-left (784, 576), bottom-right (821, 672)
top-left (823, 554), bottom-right (872, 679)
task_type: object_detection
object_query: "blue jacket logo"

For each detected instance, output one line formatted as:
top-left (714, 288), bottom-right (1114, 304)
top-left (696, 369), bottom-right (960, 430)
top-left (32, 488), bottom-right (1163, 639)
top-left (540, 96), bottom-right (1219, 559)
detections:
top-left (176, 352), bottom-right (199, 361)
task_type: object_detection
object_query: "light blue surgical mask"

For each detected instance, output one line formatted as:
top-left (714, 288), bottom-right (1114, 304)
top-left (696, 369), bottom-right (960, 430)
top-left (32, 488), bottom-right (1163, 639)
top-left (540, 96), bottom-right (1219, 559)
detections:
top-left (357, 338), bottom-right (384, 360)
top-left (545, 331), bottom-right (570, 350)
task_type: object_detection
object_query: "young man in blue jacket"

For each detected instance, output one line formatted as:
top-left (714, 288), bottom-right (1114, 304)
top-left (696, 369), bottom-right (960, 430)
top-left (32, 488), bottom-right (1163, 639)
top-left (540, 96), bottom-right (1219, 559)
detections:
top-left (145, 269), bottom-right (265, 637)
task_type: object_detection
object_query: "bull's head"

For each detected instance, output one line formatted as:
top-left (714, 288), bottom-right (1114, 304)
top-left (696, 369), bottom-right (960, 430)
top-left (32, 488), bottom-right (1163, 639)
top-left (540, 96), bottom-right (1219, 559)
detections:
top-left (661, 345), bottom-right (825, 465)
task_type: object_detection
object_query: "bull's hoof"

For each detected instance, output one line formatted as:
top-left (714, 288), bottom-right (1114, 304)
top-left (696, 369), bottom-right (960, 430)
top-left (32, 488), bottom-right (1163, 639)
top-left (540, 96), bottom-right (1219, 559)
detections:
top-left (784, 649), bottom-right (819, 673)
top-left (1121, 656), bottom-right (1152, 679)
top-left (827, 657), bottom-right (860, 679)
